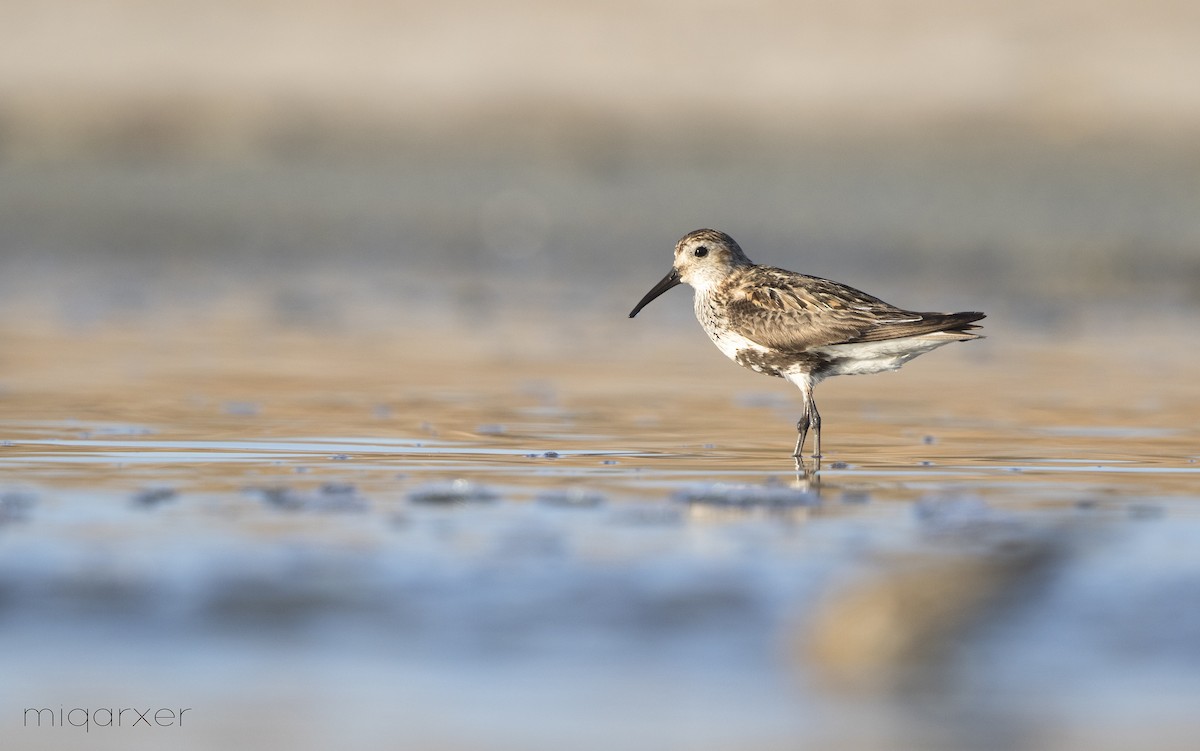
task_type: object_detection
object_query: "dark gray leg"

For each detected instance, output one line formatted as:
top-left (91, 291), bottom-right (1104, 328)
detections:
top-left (794, 394), bottom-right (822, 458)
top-left (786, 372), bottom-right (820, 459)
top-left (810, 399), bottom-right (822, 458)
top-left (793, 413), bottom-right (810, 458)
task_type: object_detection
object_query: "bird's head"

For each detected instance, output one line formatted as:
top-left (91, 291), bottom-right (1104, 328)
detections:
top-left (629, 229), bottom-right (750, 317)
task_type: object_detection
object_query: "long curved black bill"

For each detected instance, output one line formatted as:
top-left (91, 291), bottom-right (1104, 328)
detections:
top-left (629, 268), bottom-right (682, 318)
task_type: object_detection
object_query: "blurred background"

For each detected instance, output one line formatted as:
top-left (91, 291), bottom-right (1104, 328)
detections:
top-left (3, 4), bottom-right (1200, 751)
top-left (1, 0), bottom-right (1198, 335)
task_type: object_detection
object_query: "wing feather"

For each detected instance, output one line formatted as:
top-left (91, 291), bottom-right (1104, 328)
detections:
top-left (723, 267), bottom-right (984, 351)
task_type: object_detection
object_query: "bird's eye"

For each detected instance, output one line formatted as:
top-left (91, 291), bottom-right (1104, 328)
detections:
top-left (694, 246), bottom-right (709, 258)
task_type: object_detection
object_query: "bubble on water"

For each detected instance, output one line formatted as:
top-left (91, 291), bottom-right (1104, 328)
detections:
top-left (536, 488), bottom-right (606, 508)
top-left (408, 479), bottom-right (500, 505)
top-left (255, 486), bottom-right (306, 511)
top-left (673, 482), bottom-right (816, 508)
top-left (132, 487), bottom-right (177, 508)
top-left (313, 483), bottom-right (370, 512)
top-left (250, 484), bottom-right (369, 513)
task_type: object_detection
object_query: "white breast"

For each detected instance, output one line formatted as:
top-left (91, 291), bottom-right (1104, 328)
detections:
top-left (694, 292), bottom-right (770, 365)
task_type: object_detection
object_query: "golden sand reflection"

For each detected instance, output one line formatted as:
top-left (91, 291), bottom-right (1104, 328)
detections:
top-left (1, 316), bottom-right (1196, 501)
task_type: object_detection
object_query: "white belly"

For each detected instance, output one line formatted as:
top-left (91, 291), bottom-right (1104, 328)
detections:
top-left (811, 336), bottom-right (956, 377)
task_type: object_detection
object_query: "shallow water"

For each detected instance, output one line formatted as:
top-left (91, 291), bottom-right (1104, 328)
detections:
top-left (2, 314), bottom-right (1199, 751)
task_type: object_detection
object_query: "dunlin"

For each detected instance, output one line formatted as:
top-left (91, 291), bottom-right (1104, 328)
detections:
top-left (629, 229), bottom-right (985, 458)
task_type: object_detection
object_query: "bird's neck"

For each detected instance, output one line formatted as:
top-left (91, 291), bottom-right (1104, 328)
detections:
top-left (685, 266), bottom-right (742, 297)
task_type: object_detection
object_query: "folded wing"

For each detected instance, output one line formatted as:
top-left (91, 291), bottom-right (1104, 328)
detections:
top-left (724, 267), bottom-right (985, 352)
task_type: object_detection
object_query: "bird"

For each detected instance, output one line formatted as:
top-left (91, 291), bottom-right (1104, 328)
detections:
top-left (629, 229), bottom-right (985, 458)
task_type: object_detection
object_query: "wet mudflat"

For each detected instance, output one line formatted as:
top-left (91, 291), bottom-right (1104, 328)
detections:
top-left (2, 311), bottom-right (1199, 751)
